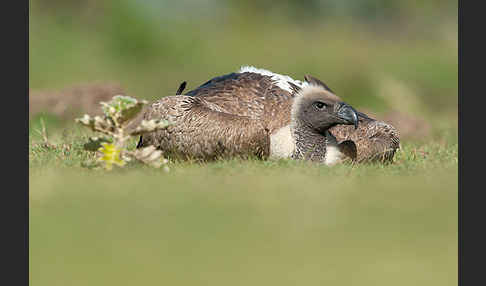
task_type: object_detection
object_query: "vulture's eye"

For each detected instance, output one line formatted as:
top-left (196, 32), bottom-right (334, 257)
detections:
top-left (313, 101), bottom-right (327, 110)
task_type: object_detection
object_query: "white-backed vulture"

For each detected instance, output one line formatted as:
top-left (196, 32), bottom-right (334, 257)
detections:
top-left (139, 83), bottom-right (360, 164)
top-left (139, 66), bottom-right (400, 163)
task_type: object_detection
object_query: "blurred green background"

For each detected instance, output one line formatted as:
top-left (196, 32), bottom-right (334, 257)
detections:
top-left (30, 0), bottom-right (457, 130)
top-left (29, 1), bottom-right (458, 285)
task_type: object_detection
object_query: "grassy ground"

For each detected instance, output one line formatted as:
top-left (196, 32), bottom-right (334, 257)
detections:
top-left (29, 119), bottom-right (458, 286)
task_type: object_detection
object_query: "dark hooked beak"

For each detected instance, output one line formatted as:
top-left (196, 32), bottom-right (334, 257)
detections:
top-left (336, 102), bottom-right (359, 129)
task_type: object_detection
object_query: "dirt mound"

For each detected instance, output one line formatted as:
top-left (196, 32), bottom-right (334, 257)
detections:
top-left (29, 82), bottom-right (126, 120)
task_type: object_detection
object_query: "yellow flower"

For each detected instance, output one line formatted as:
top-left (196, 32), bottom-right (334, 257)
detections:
top-left (98, 143), bottom-right (126, 170)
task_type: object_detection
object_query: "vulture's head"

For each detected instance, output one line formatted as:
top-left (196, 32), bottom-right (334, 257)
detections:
top-left (291, 85), bottom-right (359, 133)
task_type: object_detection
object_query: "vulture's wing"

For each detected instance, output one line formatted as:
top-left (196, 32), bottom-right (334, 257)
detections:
top-left (184, 72), bottom-right (297, 133)
top-left (139, 96), bottom-right (270, 161)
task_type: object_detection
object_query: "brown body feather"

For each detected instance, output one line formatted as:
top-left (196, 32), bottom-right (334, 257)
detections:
top-left (328, 119), bottom-right (400, 163)
top-left (185, 72), bottom-right (294, 134)
top-left (140, 95), bottom-right (270, 161)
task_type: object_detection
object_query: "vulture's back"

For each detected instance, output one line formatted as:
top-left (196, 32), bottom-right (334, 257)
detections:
top-left (185, 71), bottom-right (297, 133)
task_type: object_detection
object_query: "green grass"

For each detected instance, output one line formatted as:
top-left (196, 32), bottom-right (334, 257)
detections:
top-left (29, 121), bottom-right (458, 286)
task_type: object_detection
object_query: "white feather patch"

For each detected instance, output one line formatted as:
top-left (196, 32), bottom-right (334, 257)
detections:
top-left (323, 132), bottom-right (346, 166)
top-left (269, 125), bottom-right (294, 159)
top-left (324, 144), bottom-right (345, 166)
top-left (238, 66), bottom-right (309, 93)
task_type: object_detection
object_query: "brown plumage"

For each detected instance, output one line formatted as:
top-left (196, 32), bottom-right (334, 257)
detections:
top-left (139, 95), bottom-right (270, 161)
top-left (328, 119), bottom-right (400, 162)
top-left (175, 66), bottom-right (400, 163)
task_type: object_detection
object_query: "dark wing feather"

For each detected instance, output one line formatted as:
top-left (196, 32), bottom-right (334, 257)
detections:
top-left (185, 72), bottom-right (267, 119)
top-left (287, 81), bottom-right (302, 94)
top-left (176, 81), bottom-right (187, 95)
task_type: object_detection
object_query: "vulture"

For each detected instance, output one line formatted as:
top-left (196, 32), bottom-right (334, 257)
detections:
top-left (138, 66), bottom-right (400, 163)
top-left (139, 83), bottom-right (361, 164)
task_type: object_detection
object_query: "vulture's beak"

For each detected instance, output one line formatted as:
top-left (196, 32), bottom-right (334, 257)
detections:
top-left (336, 102), bottom-right (359, 130)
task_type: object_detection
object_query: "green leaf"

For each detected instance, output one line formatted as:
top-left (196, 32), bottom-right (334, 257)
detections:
top-left (100, 95), bottom-right (148, 126)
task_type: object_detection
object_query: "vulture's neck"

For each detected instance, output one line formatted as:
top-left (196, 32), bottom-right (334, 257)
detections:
top-left (291, 121), bottom-right (328, 162)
